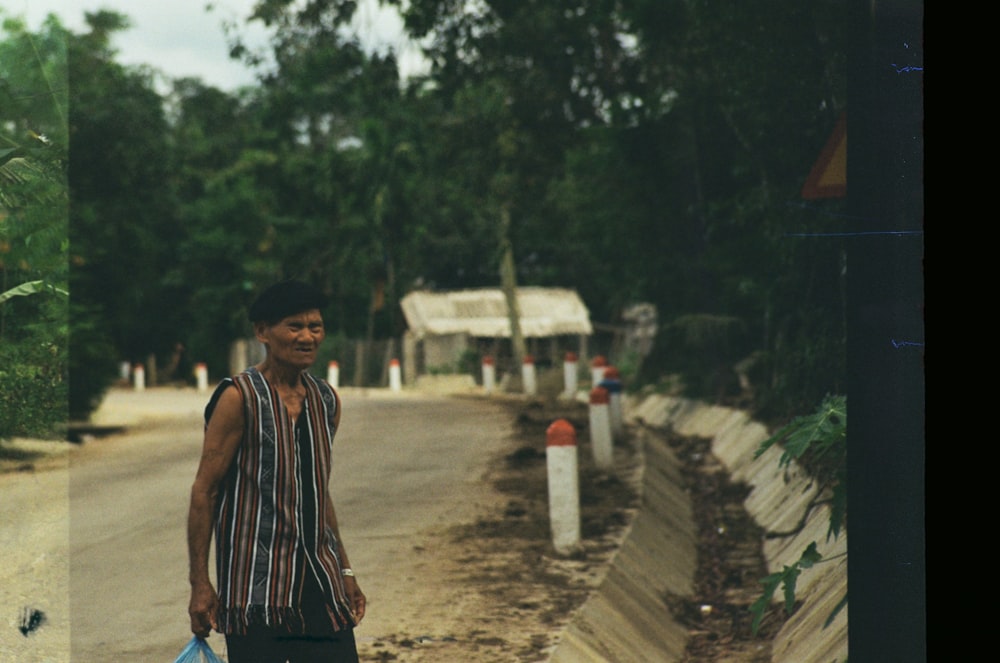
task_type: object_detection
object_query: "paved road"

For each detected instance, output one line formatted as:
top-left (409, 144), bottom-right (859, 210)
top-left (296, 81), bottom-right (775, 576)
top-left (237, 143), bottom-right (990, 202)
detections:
top-left (1, 385), bottom-right (516, 662)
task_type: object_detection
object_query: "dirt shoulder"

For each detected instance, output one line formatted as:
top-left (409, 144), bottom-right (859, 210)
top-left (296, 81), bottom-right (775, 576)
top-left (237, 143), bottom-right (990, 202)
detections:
top-left (353, 395), bottom-right (644, 662)
top-left (0, 436), bottom-right (73, 476)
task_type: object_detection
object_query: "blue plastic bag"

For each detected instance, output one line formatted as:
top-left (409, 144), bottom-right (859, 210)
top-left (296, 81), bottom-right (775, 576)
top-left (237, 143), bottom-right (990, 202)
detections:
top-left (173, 636), bottom-right (225, 663)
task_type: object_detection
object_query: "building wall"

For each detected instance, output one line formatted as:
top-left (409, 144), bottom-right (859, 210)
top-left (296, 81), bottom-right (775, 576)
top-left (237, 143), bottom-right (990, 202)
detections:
top-left (423, 332), bottom-right (470, 372)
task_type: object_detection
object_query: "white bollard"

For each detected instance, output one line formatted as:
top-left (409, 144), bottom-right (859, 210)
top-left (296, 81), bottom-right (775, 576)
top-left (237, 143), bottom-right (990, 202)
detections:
top-left (590, 355), bottom-right (607, 387)
top-left (119, 361), bottom-right (131, 382)
top-left (133, 363), bottom-right (146, 392)
top-left (195, 363), bottom-right (208, 392)
top-left (327, 360), bottom-right (340, 388)
top-left (562, 351), bottom-right (579, 399)
top-left (521, 355), bottom-right (537, 396)
top-left (482, 356), bottom-right (496, 395)
top-left (389, 358), bottom-right (402, 392)
top-left (588, 387), bottom-right (613, 470)
top-left (600, 366), bottom-right (624, 441)
top-left (546, 419), bottom-right (581, 555)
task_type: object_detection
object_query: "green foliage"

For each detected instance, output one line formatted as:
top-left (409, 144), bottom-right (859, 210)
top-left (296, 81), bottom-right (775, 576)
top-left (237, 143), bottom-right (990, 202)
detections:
top-left (756, 394), bottom-right (845, 461)
top-left (0, 335), bottom-right (67, 439)
top-left (755, 394), bottom-right (847, 539)
top-left (67, 10), bottom-right (186, 417)
top-left (0, 12), bottom-right (69, 438)
top-left (0, 279), bottom-right (66, 303)
top-left (68, 299), bottom-right (119, 420)
top-left (0, 280), bottom-right (69, 440)
top-left (749, 542), bottom-right (823, 635)
top-left (639, 314), bottom-right (750, 402)
top-left (749, 395), bottom-right (847, 635)
top-left (2, 0), bottom-right (851, 411)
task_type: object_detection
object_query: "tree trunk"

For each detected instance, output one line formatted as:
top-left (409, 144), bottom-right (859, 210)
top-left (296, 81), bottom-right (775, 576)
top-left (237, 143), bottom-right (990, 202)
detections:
top-left (499, 205), bottom-right (526, 369)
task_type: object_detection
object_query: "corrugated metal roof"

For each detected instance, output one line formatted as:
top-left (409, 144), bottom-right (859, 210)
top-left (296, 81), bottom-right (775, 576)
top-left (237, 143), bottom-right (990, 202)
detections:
top-left (401, 287), bottom-right (593, 339)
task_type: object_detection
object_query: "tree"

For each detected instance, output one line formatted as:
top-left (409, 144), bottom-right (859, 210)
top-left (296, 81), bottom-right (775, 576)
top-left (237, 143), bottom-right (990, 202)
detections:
top-left (165, 78), bottom-right (284, 379)
top-left (390, 0), bottom-right (849, 414)
top-left (67, 10), bottom-right (181, 417)
top-left (223, 1), bottom-right (428, 337)
top-left (0, 11), bottom-right (69, 437)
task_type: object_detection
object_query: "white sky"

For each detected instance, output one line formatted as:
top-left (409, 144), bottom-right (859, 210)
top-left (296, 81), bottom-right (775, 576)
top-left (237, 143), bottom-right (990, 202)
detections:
top-left (12, 0), bottom-right (428, 91)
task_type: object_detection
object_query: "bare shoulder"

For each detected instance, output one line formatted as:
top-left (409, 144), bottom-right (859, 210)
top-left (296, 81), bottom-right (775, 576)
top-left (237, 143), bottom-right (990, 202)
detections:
top-left (206, 383), bottom-right (244, 437)
top-left (215, 382), bottom-right (243, 411)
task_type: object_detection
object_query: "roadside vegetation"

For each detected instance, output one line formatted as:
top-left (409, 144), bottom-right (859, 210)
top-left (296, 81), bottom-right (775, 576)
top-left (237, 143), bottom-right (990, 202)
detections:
top-left (1, 13), bottom-right (68, 440)
top-left (749, 395), bottom-right (848, 637)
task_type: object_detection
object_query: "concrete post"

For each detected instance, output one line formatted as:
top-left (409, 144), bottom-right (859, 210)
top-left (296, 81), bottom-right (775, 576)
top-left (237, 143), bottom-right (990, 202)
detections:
top-left (588, 387), bottom-right (613, 470)
top-left (562, 351), bottom-right (579, 399)
top-left (521, 354), bottom-right (537, 396)
top-left (389, 358), bottom-right (402, 392)
top-left (590, 355), bottom-right (607, 387)
top-left (546, 419), bottom-right (580, 555)
top-left (327, 360), bottom-right (340, 389)
top-left (133, 364), bottom-right (145, 392)
top-left (482, 356), bottom-right (496, 395)
top-left (195, 363), bottom-right (208, 393)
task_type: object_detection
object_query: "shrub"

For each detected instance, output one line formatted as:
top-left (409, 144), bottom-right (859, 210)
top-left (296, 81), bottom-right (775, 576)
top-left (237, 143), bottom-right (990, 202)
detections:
top-left (0, 339), bottom-right (67, 439)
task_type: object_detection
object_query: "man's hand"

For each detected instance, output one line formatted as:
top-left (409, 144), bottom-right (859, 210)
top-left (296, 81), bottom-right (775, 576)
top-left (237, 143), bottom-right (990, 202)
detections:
top-left (189, 581), bottom-right (219, 638)
top-left (345, 576), bottom-right (366, 624)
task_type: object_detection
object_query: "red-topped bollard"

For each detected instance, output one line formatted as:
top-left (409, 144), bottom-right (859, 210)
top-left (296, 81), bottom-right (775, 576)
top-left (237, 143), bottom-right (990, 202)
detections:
top-left (521, 354), bottom-right (537, 396)
top-left (327, 360), bottom-right (340, 388)
top-left (481, 355), bottom-right (496, 395)
top-left (590, 355), bottom-right (608, 387)
top-left (389, 358), bottom-right (402, 392)
top-left (133, 363), bottom-right (145, 392)
top-left (546, 419), bottom-right (581, 554)
top-left (588, 386), bottom-right (613, 470)
top-left (562, 351), bottom-right (579, 399)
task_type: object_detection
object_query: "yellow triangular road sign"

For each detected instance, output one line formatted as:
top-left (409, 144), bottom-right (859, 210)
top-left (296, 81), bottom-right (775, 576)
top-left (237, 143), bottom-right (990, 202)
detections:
top-left (802, 112), bottom-right (847, 199)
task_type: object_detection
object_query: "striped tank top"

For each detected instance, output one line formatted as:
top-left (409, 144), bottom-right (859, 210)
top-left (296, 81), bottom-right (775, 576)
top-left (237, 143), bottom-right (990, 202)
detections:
top-left (205, 366), bottom-right (356, 635)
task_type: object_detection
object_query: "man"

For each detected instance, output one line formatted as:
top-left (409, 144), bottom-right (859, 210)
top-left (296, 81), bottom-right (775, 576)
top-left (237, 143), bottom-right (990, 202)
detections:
top-left (187, 280), bottom-right (366, 662)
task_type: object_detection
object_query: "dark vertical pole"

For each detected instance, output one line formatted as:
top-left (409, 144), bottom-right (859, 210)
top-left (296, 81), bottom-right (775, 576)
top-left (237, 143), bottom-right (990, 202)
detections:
top-left (847, 2), bottom-right (925, 662)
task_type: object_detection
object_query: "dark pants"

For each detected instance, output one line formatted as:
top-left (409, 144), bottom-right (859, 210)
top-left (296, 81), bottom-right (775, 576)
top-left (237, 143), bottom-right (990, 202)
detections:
top-left (225, 627), bottom-right (358, 663)
top-left (225, 574), bottom-right (359, 663)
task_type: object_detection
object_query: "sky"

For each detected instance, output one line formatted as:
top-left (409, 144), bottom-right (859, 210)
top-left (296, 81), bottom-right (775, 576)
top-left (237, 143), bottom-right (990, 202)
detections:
top-left (13, 0), bottom-right (428, 91)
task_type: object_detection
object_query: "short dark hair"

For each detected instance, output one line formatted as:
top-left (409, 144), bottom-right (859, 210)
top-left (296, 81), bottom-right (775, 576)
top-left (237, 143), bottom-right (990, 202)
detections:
top-left (248, 280), bottom-right (328, 324)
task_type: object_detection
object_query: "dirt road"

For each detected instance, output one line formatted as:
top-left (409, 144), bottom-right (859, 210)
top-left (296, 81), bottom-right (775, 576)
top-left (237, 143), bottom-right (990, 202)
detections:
top-left (1, 385), bottom-right (635, 662)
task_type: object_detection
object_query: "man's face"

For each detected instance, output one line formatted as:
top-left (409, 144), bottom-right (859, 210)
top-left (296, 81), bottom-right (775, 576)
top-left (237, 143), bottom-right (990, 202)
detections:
top-left (256, 309), bottom-right (325, 369)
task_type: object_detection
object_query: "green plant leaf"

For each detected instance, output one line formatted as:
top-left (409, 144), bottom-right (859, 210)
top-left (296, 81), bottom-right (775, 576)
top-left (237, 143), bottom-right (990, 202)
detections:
top-left (750, 569), bottom-right (788, 635)
top-left (828, 480), bottom-right (847, 540)
top-left (0, 280), bottom-right (68, 304)
top-left (824, 592), bottom-right (848, 629)
top-left (756, 395), bottom-right (846, 465)
top-left (782, 565), bottom-right (800, 613)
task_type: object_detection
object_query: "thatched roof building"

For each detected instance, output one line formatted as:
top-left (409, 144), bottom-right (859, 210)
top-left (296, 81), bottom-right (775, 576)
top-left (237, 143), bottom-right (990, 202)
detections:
top-left (400, 287), bottom-right (593, 379)
top-left (401, 287), bottom-right (592, 339)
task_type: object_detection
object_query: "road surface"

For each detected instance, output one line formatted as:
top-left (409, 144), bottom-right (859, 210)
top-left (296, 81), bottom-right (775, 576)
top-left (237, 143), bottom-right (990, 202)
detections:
top-left (1, 385), bottom-right (522, 662)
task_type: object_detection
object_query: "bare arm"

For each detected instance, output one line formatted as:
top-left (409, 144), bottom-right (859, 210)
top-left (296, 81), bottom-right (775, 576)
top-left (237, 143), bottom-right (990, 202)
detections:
top-left (187, 385), bottom-right (244, 637)
top-left (326, 489), bottom-right (366, 623)
top-left (326, 389), bottom-right (366, 622)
